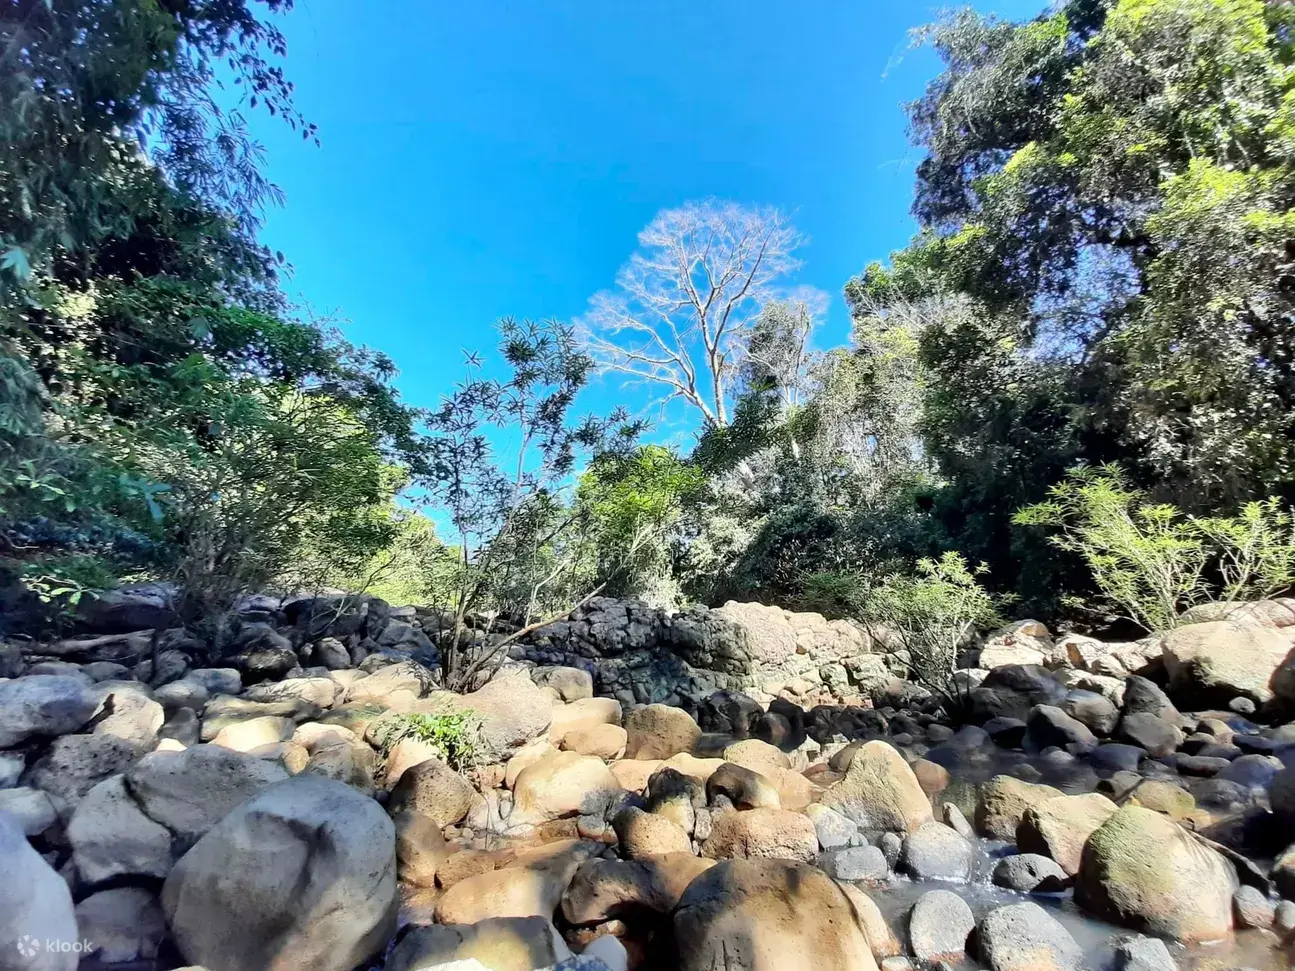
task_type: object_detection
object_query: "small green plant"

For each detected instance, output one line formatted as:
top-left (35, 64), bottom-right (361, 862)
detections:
top-left (856, 552), bottom-right (1007, 708)
top-left (377, 711), bottom-right (481, 771)
top-left (1014, 465), bottom-right (1295, 631)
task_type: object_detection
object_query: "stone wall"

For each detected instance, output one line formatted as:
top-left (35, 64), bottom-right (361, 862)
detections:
top-left (508, 597), bottom-right (894, 710)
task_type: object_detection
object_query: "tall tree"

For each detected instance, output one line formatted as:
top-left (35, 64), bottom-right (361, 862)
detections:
top-left (580, 200), bottom-right (805, 429)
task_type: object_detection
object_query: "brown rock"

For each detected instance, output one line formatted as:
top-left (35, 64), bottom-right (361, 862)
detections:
top-left (722, 739), bottom-right (791, 774)
top-left (433, 839), bottom-right (601, 923)
top-left (702, 807), bottom-right (818, 863)
top-left (706, 762), bottom-right (781, 810)
top-left (912, 758), bottom-right (950, 797)
top-left (1017, 793), bottom-right (1118, 875)
top-left (393, 810), bottom-right (449, 888)
top-left (674, 858), bottom-right (878, 971)
top-left (548, 697), bottom-right (622, 744)
top-left (387, 756), bottom-right (476, 827)
top-left (510, 750), bottom-right (623, 825)
top-left (561, 854), bottom-right (716, 923)
top-left (624, 704), bottom-right (701, 760)
top-left (974, 775), bottom-right (1062, 841)
top-left (560, 724), bottom-right (628, 760)
top-left (386, 916), bottom-right (569, 971)
top-left (613, 805), bottom-right (692, 858)
top-left (819, 741), bottom-right (933, 833)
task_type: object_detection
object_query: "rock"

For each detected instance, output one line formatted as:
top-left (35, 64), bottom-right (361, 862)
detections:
top-left (699, 690), bottom-right (762, 737)
top-left (344, 659), bottom-right (433, 704)
top-left (623, 704), bottom-right (701, 760)
top-left (0, 811), bottom-right (79, 971)
top-left (434, 839), bottom-right (601, 924)
top-left (673, 858), bottom-right (878, 971)
top-left (706, 762), bottom-right (781, 810)
top-left (0, 675), bottom-right (98, 747)
top-left (1275, 898), bottom-right (1295, 937)
top-left (1232, 885), bottom-right (1274, 929)
top-left (0, 787), bottom-right (55, 835)
top-left (90, 683), bottom-right (165, 746)
top-left (386, 916), bottom-right (570, 971)
top-left (1120, 676), bottom-right (1179, 720)
top-left (23, 732), bottom-right (143, 816)
top-left (1162, 621), bottom-right (1294, 705)
top-left (820, 844), bottom-right (888, 882)
top-left (1017, 793), bottom-right (1118, 876)
top-left (1062, 689), bottom-right (1120, 736)
top-left (162, 775), bottom-right (396, 971)
top-left (806, 803), bottom-right (860, 850)
top-left (912, 758), bottom-right (950, 796)
top-left (1090, 743), bottom-right (1147, 774)
top-left (211, 714), bottom-right (296, 752)
top-left (908, 889), bottom-right (974, 962)
top-left (942, 802), bottom-right (975, 840)
top-left (612, 805), bottom-right (692, 858)
top-left (974, 775), bottom-right (1062, 841)
top-left (1271, 843), bottom-right (1295, 899)
top-left (388, 756), bottom-right (477, 827)
top-left (992, 853), bottom-right (1069, 893)
top-left (1116, 712), bottom-right (1183, 759)
top-left (1113, 935), bottom-right (1178, 971)
top-left (968, 665), bottom-right (1068, 722)
top-left (185, 667), bottom-right (243, 695)
top-left (1270, 766), bottom-right (1295, 827)
top-left (1125, 779), bottom-right (1195, 818)
top-left (977, 902), bottom-right (1082, 971)
top-left (75, 888), bottom-right (166, 964)
top-left (644, 767), bottom-right (705, 835)
top-left (453, 671), bottom-right (555, 755)
top-left (68, 774), bottom-right (174, 884)
top-left (984, 717), bottom-right (1028, 749)
top-left (393, 809), bottom-right (449, 888)
top-left (155, 678), bottom-right (210, 712)
top-left (561, 855), bottom-right (716, 923)
top-left (723, 738), bottom-right (791, 774)
top-left (819, 740), bottom-right (933, 833)
top-left (561, 724), bottom-right (627, 760)
top-left (244, 676), bottom-right (338, 709)
top-left (234, 643), bottom-right (299, 683)
top-left (125, 744), bottom-right (289, 849)
top-left (0, 752), bottom-right (25, 788)
top-left (1074, 805), bottom-right (1236, 942)
top-left (533, 666), bottom-right (594, 702)
top-left (899, 822), bottom-right (975, 882)
top-left (511, 751), bottom-right (622, 825)
top-left (701, 807), bottom-right (819, 863)
top-left (304, 737), bottom-right (376, 793)
top-left (1215, 753), bottom-right (1281, 790)
top-left (314, 637), bottom-right (352, 670)
top-left (549, 697), bottom-right (623, 744)
top-left (201, 695), bottom-right (321, 740)
top-left (1026, 705), bottom-right (1098, 753)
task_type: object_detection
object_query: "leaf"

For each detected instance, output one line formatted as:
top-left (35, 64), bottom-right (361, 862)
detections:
top-left (1, 246), bottom-right (31, 280)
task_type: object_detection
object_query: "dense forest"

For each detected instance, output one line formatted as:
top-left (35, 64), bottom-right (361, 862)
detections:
top-left (3, 0), bottom-right (1295, 658)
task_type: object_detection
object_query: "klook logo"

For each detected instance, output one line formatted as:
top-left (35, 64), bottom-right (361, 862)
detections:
top-left (13, 936), bottom-right (95, 959)
top-left (14, 937), bottom-right (39, 958)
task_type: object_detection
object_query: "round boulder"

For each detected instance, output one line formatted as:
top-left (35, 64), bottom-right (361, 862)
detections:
top-left (702, 807), bottom-right (819, 863)
top-left (908, 889), bottom-right (974, 962)
top-left (978, 902), bottom-right (1081, 971)
top-left (819, 740), bottom-right (933, 833)
top-left (624, 704), bottom-right (701, 761)
top-left (1016, 793), bottom-right (1118, 876)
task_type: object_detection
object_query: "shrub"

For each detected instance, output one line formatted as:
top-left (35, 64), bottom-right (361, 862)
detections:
top-left (1015, 465), bottom-right (1295, 631)
top-left (855, 552), bottom-right (1007, 708)
top-left (375, 711), bottom-right (481, 771)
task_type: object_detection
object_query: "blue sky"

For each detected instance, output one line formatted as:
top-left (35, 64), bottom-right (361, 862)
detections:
top-left (244, 0), bottom-right (1046, 444)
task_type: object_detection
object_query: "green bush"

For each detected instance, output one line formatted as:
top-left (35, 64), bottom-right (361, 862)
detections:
top-left (375, 711), bottom-right (481, 771)
top-left (1015, 465), bottom-right (1295, 631)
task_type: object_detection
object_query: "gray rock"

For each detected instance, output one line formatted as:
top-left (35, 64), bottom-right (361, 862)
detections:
top-left (1231, 885), bottom-right (1274, 929)
top-left (90, 683), bottom-right (165, 746)
top-left (0, 675), bottom-right (98, 747)
top-left (0, 752), bottom-right (25, 788)
top-left (74, 888), bottom-right (167, 964)
top-left (877, 831), bottom-right (903, 869)
top-left (0, 787), bottom-right (56, 836)
top-left (978, 902), bottom-right (1082, 971)
top-left (23, 732), bottom-right (144, 816)
top-left (1114, 935), bottom-right (1178, 971)
top-left (314, 637), bottom-right (352, 671)
top-left (900, 822), bottom-right (975, 882)
top-left (0, 812), bottom-right (78, 971)
top-left (125, 744), bottom-right (289, 850)
top-left (162, 775), bottom-right (397, 971)
top-left (1027, 705), bottom-right (1098, 753)
top-left (942, 802), bottom-right (975, 840)
top-left (991, 853), bottom-right (1068, 893)
top-left (808, 803), bottom-right (859, 850)
top-left (185, 667), bottom-right (242, 695)
top-left (68, 774), bottom-right (174, 884)
top-left (1089, 743), bottom-right (1146, 773)
top-left (1062, 689), bottom-right (1119, 736)
top-left (908, 889), bottom-right (974, 962)
top-left (819, 845), bottom-right (888, 881)
top-left (1117, 712), bottom-right (1184, 758)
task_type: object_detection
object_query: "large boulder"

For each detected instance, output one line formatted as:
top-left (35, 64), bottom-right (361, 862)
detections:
top-left (818, 740), bottom-right (933, 833)
top-left (899, 822), bottom-right (975, 882)
top-left (673, 858), bottom-right (878, 971)
top-left (977, 902), bottom-right (1082, 971)
top-left (968, 666), bottom-right (1068, 722)
top-left (510, 751), bottom-right (623, 825)
top-left (449, 671), bottom-right (554, 755)
top-left (0, 812), bottom-right (79, 971)
top-left (548, 697), bottom-right (622, 744)
top-left (623, 704), bottom-right (701, 760)
top-left (1162, 621), bottom-right (1295, 705)
top-left (1016, 793), bottom-right (1118, 876)
top-left (532, 665), bottom-right (594, 702)
top-left (0, 675), bottom-right (98, 747)
top-left (701, 807), bottom-right (819, 863)
top-left (975, 776), bottom-right (1063, 841)
top-left (344, 659), bottom-right (434, 705)
top-left (162, 775), bottom-right (397, 971)
top-left (908, 889), bottom-right (974, 962)
top-left (23, 733), bottom-right (144, 816)
top-left (613, 806), bottom-right (692, 858)
top-left (90, 684), bottom-right (165, 747)
top-left (1074, 806), bottom-right (1236, 943)
top-left (124, 744), bottom-right (289, 850)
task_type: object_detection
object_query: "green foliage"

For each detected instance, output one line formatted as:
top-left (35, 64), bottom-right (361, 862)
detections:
top-left (375, 711), bottom-right (480, 771)
top-left (1016, 466), bottom-right (1295, 630)
top-left (855, 552), bottom-right (1008, 705)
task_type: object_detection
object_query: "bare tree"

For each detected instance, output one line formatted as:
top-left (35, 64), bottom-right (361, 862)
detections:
top-left (579, 200), bottom-right (805, 429)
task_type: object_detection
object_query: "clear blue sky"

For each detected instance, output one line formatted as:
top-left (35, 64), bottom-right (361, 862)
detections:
top-left (245, 0), bottom-right (1046, 441)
